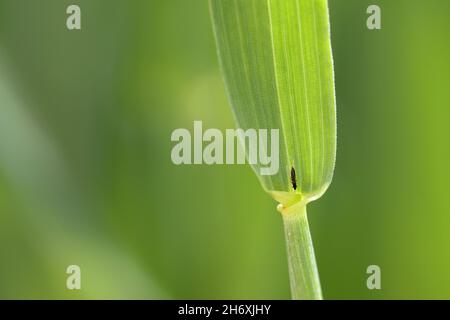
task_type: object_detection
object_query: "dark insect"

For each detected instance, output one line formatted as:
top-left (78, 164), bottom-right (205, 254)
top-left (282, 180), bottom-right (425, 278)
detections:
top-left (290, 166), bottom-right (297, 190)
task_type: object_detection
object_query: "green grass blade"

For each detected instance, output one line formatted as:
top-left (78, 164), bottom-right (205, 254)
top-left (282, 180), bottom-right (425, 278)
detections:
top-left (210, 0), bottom-right (337, 300)
top-left (210, 0), bottom-right (336, 207)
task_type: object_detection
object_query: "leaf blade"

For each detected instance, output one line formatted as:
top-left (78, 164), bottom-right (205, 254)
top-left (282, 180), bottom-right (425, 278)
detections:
top-left (210, 0), bottom-right (336, 205)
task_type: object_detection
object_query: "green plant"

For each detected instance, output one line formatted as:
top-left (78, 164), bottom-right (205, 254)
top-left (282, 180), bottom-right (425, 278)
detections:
top-left (210, 0), bottom-right (336, 299)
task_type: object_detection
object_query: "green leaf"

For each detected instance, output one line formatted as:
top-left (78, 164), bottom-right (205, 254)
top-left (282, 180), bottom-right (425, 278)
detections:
top-left (210, 0), bottom-right (336, 208)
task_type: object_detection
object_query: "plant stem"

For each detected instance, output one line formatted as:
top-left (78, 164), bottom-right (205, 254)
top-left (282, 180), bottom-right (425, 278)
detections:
top-left (282, 204), bottom-right (323, 300)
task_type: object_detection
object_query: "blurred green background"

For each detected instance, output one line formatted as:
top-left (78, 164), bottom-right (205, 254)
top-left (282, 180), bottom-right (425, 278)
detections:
top-left (0, 0), bottom-right (449, 299)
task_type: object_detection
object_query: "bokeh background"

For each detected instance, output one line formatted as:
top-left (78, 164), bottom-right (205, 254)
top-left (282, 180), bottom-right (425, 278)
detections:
top-left (0, 0), bottom-right (449, 299)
